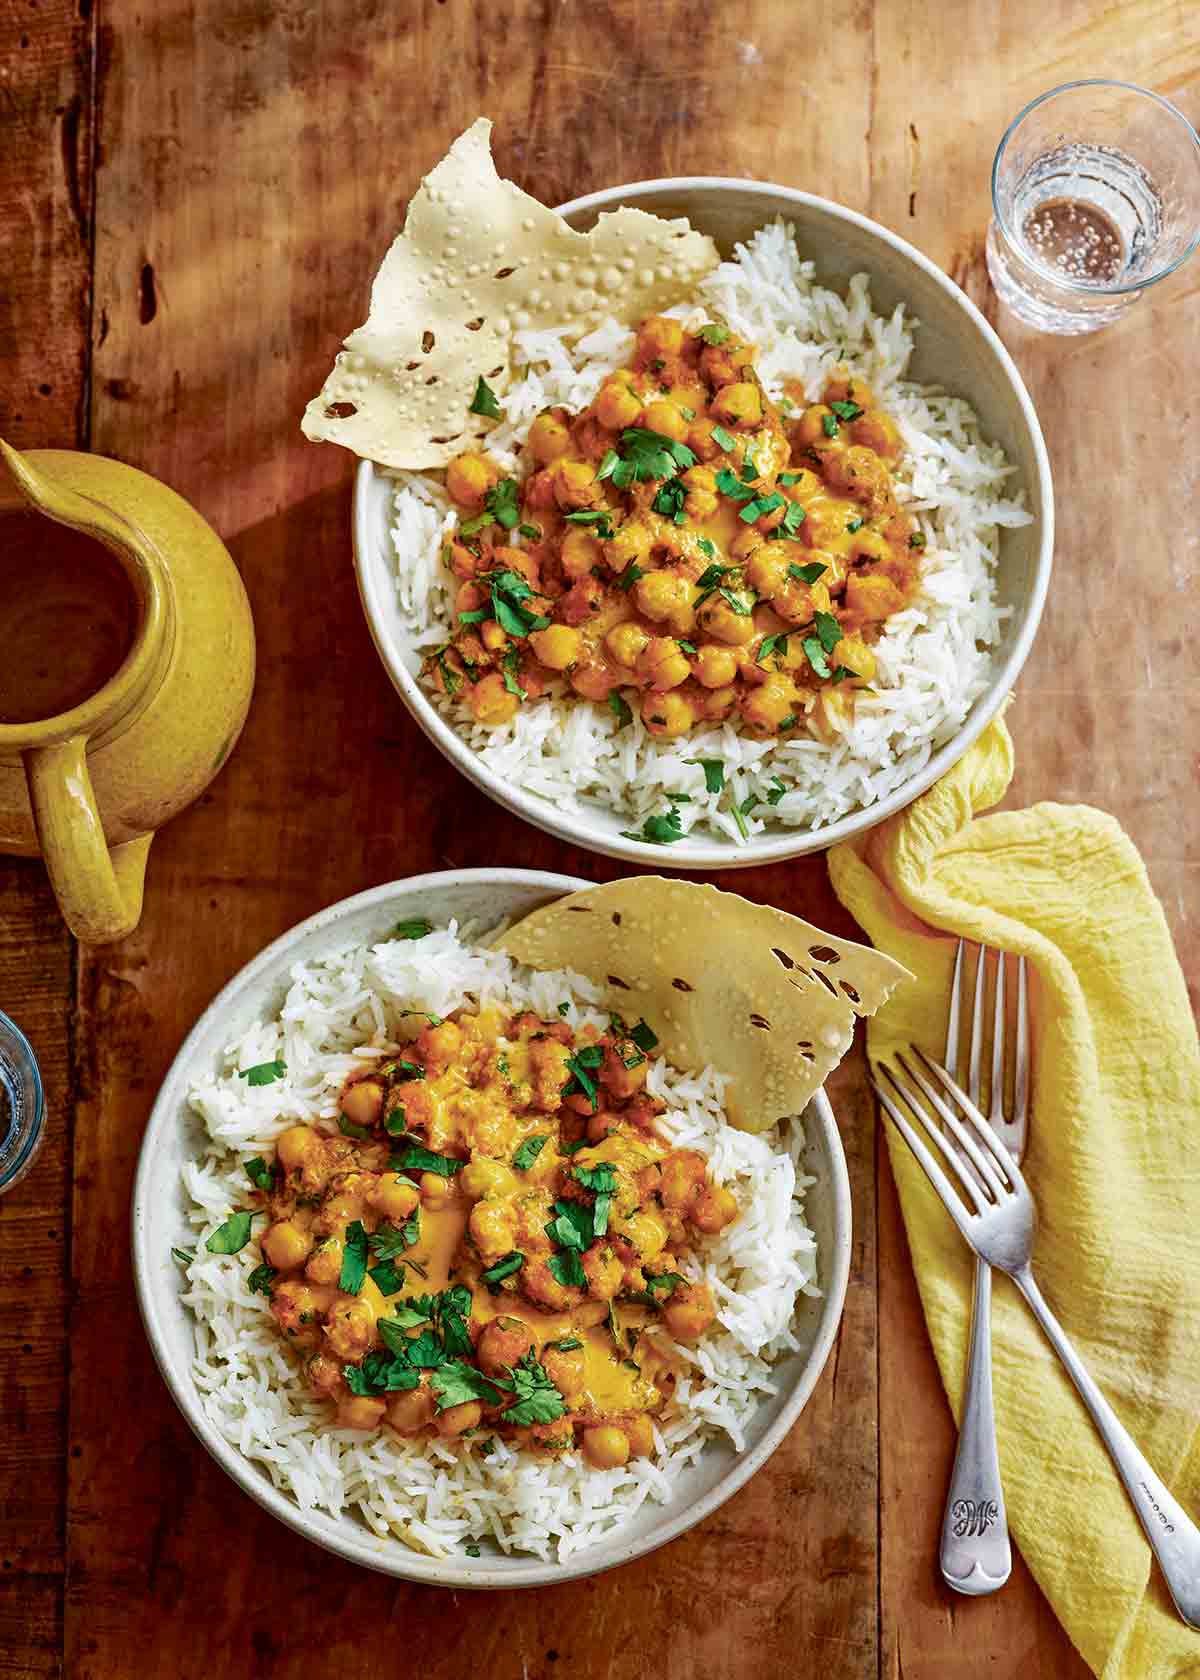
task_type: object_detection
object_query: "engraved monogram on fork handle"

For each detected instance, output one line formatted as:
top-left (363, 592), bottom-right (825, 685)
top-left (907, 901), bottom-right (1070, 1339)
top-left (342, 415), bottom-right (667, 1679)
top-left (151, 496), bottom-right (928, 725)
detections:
top-left (939, 943), bottom-right (1026, 1594)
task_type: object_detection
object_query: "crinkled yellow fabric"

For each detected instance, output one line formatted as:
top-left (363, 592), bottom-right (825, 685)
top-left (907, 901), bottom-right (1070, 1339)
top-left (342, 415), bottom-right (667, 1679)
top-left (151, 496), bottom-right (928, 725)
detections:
top-left (828, 718), bottom-right (1200, 1679)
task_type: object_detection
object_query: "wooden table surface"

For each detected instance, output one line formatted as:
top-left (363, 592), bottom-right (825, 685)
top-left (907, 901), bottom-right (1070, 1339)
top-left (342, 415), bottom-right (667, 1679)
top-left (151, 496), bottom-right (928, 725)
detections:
top-left (2, 2), bottom-right (1197, 1674)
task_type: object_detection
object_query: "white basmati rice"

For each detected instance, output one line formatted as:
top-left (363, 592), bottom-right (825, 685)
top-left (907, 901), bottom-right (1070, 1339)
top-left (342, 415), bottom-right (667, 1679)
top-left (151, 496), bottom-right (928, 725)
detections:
top-left (386, 221), bottom-right (1032, 843)
top-left (181, 924), bottom-right (817, 1561)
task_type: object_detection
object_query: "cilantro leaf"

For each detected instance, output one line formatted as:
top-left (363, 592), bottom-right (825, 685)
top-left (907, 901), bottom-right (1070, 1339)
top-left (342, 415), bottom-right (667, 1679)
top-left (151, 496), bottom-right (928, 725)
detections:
top-left (821, 413), bottom-right (839, 438)
top-left (480, 1251), bottom-right (525, 1286)
top-left (432, 1361), bottom-right (511, 1411)
top-left (244, 1156), bottom-right (274, 1191)
top-left (563, 510), bottom-right (614, 538)
top-left (779, 502), bottom-right (807, 539)
top-left (715, 467), bottom-right (755, 502)
top-left (830, 399), bottom-right (864, 421)
top-left (380, 1301), bottom-right (436, 1337)
top-left (246, 1262), bottom-right (276, 1296)
top-left (710, 424), bottom-right (737, 452)
top-left (499, 1351), bottom-right (567, 1427)
top-left (205, 1211), bottom-right (258, 1254)
top-left (802, 636), bottom-right (833, 679)
top-left (645, 1271), bottom-right (687, 1302)
top-left (688, 758), bottom-right (725, 794)
top-left (698, 322), bottom-right (730, 345)
top-left (813, 610), bottom-right (843, 654)
top-left (338, 1220), bottom-right (369, 1295)
top-left (368, 1258), bottom-right (407, 1296)
top-left (546, 1199), bottom-right (593, 1251)
top-left (518, 522), bottom-right (541, 540)
top-left (384, 1105), bottom-right (407, 1135)
top-left (338, 1110), bottom-right (372, 1140)
top-left (909, 532), bottom-right (926, 549)
top-left (487, 478), bottom-right (520, 530)
top-left (629, 1019), bottom-right (658, 1053)
top-left (846, 516), bottom-right (864, 533)
top-left (549, 1336), bottom-right (583, 1352)
top-left (766, 778), bottom-right (788, 806)
top-left (548, 1248), bottom-right (587, 1289)
top-left (513, 1135), bottom-right (548, 1171)
top-left (613, 427), bottom-right (696, 484)
top-left (788, 561), bottom-right (827, 585)
top-left (697, 536), bottom-right (716, 558)
top-left (468, 375), bottom-right (503, 419)
top-left (738, 491), bottom-right (785, 525)
top-left (651, 479), bottom-right (687, 523)
top-left (404, 1329), bottom-right (445, 1368)
top-left (170, 1247), bottom-right (195, 1266)
top-left (606, 689), bottom-right (633, 730)
top-left (757, 632), bottom-right (789, 666)
top-left (237, 1057), bottom-right (286, 1087)
top-left (343, 1354), bottom-right (419, 1396)
top-left (390, 1141), bottom-right (464, 1178)
top-left (621, 804), bottom-right (685, 846)
top-left (392, 917), bottom-right (432, 941)
top-left (572, 1163), bottom-right (617, 1194)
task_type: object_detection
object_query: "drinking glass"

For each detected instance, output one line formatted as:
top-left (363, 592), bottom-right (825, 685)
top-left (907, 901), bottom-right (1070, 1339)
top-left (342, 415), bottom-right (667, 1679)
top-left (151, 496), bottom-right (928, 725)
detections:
top-left (0, 1009), bottom-right (45, 1193)
top-left (987, 80), bottom-right (1200, 334)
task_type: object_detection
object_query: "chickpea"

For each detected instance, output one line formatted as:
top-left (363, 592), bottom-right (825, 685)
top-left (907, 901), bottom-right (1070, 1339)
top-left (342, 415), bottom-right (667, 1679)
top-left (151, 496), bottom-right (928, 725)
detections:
top-left (690, 1182), bottom-right (739, 1234)
top-left (686, 417), bottom-right (722, 461)
top-left (624, 1414), bottom-right (655, 1459)
top-left (643, 690), bottom-right (700, 737)
top-left (552, 458), bottom-right (598, 511)
top-left (386, 1381), bottom-right (437, 1435)
top-left (261, 1219), bottom-right (313, 1272)
top-left (420, 1169), bottom-right (457, 1209)
top-left (415, 1019), bottom-right (461, 1076)
top-left (851, 410), bottom-right (902, 461)
top-left (821, 446), bottom-right (895, 514)
top-left (480, 620), bottom-right (508, 654)
top-left (275, 1124), bottom-right (319, 1174)
top-left (741, 672), bottom-right (798, 734)
top-left (700, 684), bottom-right (738, 720)
top-left (529, 1036), bottom-right (572, 1110)
top-left (460, 1156), bottom-right (519, 1202)
top-left (478, 1315), bottom-right (536, 1377)
top-left (605, 620), bottom-right (650, 671)
top-left (582, 1425), bottom-right (630, 1469)
top-left (541, 1340), bottom-right (586, 1398)
top-left (845, 571), bottom-right (906, 621)
top-left (560, 527), bottom-right (603, 581)
top-left (358, 1272), bottom-right (387, 1322)
top-left (594, 380), bottom-right (644, 431)
top-left (662, 1280), bottom-right (717, 1342)
top-left (271, 1279), bottom-right (329, 1340)
top-left (617, 1208), bottom-right (669, 1263)
top-left (659, 1148), bottom-right (707, 1210)
top-left (470, 671), bottom-right (520, 727)
top-left (317, 1171), bottom-right (371, 1235)
top-left (745, 542), bottom-right (792, 597)
top-left (835, 634), bottom-right (876, 681)
top-left (337, 1394), bottom-right (386, 1431)
top-left (636, 636), bottom-right (691, 692)
top-left (640, 399), bottom-right (688, 442)
top-left (848, 527), bottom-right (891, 567)
top-left (435, 1400), bottom-right (484, 1438)
top-left (697, 597), bottom-right (757, 646)
top-left (604, 519), bottom-right (653, 575)
top-left (781, 465), bottom-right (821, 500)
top-left (340, 1077), bottom-right (385, 1132)
top-left (523, 466), bottom-right (559, 512)
top-left (699, 341), bottom-right (750, 388)
top-left (586, 1107), bottom-right (619, 1143)
top-left (558, 577), bottom-right (604, 626)
top-left (448, 541), bottom-right (479, 580)
top-left (634, 570), bottom-right (694, 632)
top-left (369, 1172), bottom-right (421, 1223)
top-left (729, 525), bottom-right (763, 561)
top-left (324, 1298), bottom-right (375, 1361)
top-left (823, 371), bottom-right (877, 409)
top-left (469, 1196), bottom-right (517, 1264)
top-left (306, 1352), bottom-right (343, 1396)
top-left (528, 409), bottom-right (572, 464)
top-left (600, 1042), bottom-right (647, 1099)
top-left (529, 623), bottom-right (582, 671)
top-left (445, 452), bottom-right (499, 511)
top-left (709, 381), bottom-right (762, 428)
top-left (520, 1256), bottom-right (575, 1311)
top-left (690, 644), bottom-right (736, 689)
top-left (305, 1236), bottom-right (344, 1285)
top-left (638, 315), bottom-right (685, 360)
top-left (794, 404), bottom-right (837, 450)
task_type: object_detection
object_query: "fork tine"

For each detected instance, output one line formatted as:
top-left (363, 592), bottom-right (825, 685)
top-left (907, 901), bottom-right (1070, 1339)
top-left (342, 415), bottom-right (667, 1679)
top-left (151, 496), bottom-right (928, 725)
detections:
top-left (870, 1074), bottom-right (979, 1243)
top-left (922, 1056), bottom-right (1028, 1188)
top-left (945, 937), bottom-right (965, 1077)
top-left (881, 1060), bottom-right (989, 1212)
top-left (990, 949), bottom-right (1006, 1124)
top-left (1013, 955), bottom-right (1030, 1125)
top-left (898, 1049), bottom-right (1007, 1202)
top-left (968, 942), bottom-right (986, 1105)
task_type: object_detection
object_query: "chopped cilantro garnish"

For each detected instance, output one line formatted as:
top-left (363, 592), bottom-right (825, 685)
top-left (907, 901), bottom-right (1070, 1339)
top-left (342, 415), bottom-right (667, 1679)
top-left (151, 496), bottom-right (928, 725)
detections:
top-left (170, 1247), bottom-right (195, 1266)
top-left (715, 467), bottom-right (755, 502)
top-left (485, 567), bottom-right (551, 639)
top-left (431, 1361), bottom-right (510, 1410)
top-left (621, 806), bottom-right (684, 845)
top-left (499, 1351), bottom-right (567, 1427)
top-left (645, 1271), bottom-right (687, 1302)
top-left (246, 1262), bottom-right (276, 1297)
top-left (384, 1105), bottom-right (407, 1135)
top-left (909, 532), bottom-right (926, 549)
top-left (788, 561), bottom-right (827, 585)
top-left (367, 1257), bottom-right (407, 1296)
top-left (465, 1542), bottom-right (482, 1557)
top-left (740, 453), bottom-right (758, 484)
top-left (779, 502), bottom-right (807, 539)
top-left (369, 1213), bottom-right (419, 1262)
top-left (393, 918), bottom-right (433, 940)
top-left (548, 1248), bottom-right (587, 1289)
top-left (468, 375), bottom-right (503, 419)
top-left (338, 1221), bottom-right (369, 1295)
top-left (457, 608), bottom-right (488, 625)
top-left (779, 712), bottom-right (798, 731)
top-left (778, 471), bottom-right (801, 486)
top-left (389, 1141), bottom-right (464, 1177)
top-left (549, 1336), bottom-right (582, 1352)
top-left (607, 427), bottom-right (695, 488)
top-left (821, 413), bottom-right (839, 438)
top-left (846, 516), bottom-right (864, 533)
top-left (698, 322), bottom-right (730, 345)
top-left (830, 399), bottom-right (864, 421)
top-left (697, 536), bottom-right (716, 558)
top-left (572, 1162), bottom-right (617, 1194)
top-left (757, 632), bottom-right (789, 666)
top-left (766, 779), bottom-right (788, 806)
top-left (237, 1057), bottom-right (286, 1087)
top-left (608, 690), bottom-right (633, 727)
top-left (563, 510), bottom-right (614, 538)
top-left (513, 1135), bottom-right (548, 1171)
top-left (460, 476), bottom-right (521, 536)
top-left (500, 646), bottom-right (527, 701)
top-left (813, 609), bottom-right (843, 653)
top-left (518, 522), bottom-right (541, 540)
top-left (596, 447), bottom-right (620, 482)
top-left (651, 479), bottom-right (688, 523)
top-left (688, 758), bottom-right (725, 794)
top-left (738, 491), bottom-right (785, 525)
top-left (338, 1110), bottom-right (372, 1141)
top-left (244, 1156), bottom-right (274, 1191)
top-left (480, 1251), bottom-right (525, 1287)
top-left (205, 1210), bottom-right (258, 1255)
top-left (629, 1019), bottom-right (658, 1053)
top-left (677, 639), bottom-right (697, 655)
top-left (615, 562), bottom-right (645, 592)
top-left (562, 1046), bottom-right (603, 1111)
top-left (343, 1352), bottom-right (419, 1396)
top-left (710, 424), bottom-right (738, 452)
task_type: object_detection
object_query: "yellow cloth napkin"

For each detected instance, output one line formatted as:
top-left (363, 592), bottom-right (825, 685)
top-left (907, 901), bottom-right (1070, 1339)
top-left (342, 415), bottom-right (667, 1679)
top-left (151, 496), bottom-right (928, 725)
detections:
top-left (828, 717), bottom-right (1200, 1679)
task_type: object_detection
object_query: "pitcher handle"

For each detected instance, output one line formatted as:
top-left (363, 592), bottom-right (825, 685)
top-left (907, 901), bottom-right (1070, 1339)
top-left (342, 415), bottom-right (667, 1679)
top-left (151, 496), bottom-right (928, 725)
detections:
top-left (25, 738), bottom-right (151, 943)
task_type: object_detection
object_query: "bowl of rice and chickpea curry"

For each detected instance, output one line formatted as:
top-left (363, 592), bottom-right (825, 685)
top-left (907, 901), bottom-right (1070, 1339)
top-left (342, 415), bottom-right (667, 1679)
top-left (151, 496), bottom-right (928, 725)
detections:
top-left (133, 870), bottom-right (908, 1584)
top-left (328, 122), bottom-right (1051, 864)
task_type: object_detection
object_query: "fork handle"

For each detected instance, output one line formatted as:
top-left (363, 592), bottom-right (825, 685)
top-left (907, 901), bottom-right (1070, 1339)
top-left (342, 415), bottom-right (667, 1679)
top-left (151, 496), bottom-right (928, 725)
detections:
top-left (1012, 1265), bottom-right (1200, 1628)
top-left (939, 1256), bottom-right (1013, 1593)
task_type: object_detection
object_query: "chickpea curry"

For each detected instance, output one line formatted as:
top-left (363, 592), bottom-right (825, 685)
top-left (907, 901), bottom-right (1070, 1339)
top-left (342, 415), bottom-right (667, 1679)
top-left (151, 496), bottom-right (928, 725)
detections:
top-left (428, 315), bottom-right (925, 741)
top-left (241, 1006), bottom-right (737, 1472)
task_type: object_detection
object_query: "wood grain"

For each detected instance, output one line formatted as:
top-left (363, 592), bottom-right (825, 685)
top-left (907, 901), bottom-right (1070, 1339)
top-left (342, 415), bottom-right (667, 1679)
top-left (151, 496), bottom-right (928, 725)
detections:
top-left (0, 0), bottom-right (1196, 1675)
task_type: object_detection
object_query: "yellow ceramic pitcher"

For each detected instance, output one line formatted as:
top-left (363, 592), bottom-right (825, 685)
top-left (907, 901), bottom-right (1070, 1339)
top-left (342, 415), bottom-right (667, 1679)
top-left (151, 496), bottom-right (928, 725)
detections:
top-left (0, 443), bottom-right (255, 943)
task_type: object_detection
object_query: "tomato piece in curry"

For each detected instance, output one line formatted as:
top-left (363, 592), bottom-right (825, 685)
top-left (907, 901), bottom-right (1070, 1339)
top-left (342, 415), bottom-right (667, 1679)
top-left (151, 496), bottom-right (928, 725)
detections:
top-left (254, 1006), bottom-right (737, 1469)
top-left (427, 315), bottom-right (924, 739)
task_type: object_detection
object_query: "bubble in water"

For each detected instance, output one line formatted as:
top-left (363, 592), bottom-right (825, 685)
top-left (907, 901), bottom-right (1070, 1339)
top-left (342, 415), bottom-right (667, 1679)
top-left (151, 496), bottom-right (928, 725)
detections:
top-left (1020, 197), bottom-right (1125, 282)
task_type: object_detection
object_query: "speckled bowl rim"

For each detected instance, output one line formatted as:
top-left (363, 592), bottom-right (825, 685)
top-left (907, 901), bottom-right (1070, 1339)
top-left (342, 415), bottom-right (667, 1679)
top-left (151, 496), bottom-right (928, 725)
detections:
top-left (132, 868), bottom-right (852, 1588)
top-left (353, 177), bottom-right (1054, 869)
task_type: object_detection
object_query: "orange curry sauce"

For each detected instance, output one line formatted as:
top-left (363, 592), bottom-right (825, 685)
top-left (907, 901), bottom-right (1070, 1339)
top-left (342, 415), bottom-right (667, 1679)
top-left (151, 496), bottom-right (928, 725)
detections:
top-left (255, 1005), bottom-right (736, 1469)
top-left (427, 316), bottom-right (924, 739)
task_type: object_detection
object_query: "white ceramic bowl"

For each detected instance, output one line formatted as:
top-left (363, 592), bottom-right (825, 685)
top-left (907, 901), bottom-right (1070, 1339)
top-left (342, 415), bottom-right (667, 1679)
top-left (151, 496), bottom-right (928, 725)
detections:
top-left (354, 180), bottom-right (1053, 869)
top-left (133, 868), bottom-right (851, 1587)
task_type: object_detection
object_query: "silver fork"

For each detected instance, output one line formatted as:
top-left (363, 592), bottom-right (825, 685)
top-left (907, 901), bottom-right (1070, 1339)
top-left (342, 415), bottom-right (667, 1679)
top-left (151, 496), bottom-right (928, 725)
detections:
top-left (873, 1049), bottom-right (1200, 1630)
top-left (938, 941), bottom-right (1028, 1595)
